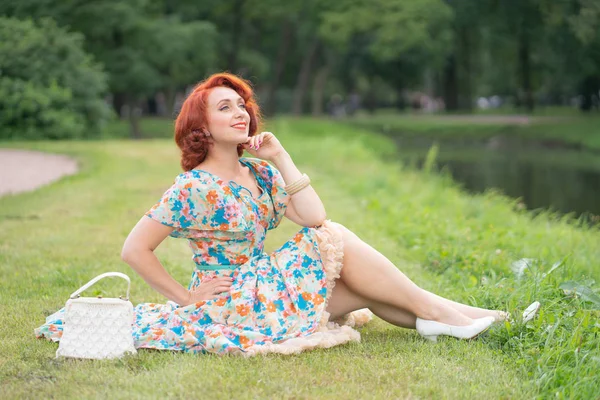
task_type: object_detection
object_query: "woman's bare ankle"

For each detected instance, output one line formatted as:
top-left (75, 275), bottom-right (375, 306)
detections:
top-left (418, 304), bottom-right (473, 326)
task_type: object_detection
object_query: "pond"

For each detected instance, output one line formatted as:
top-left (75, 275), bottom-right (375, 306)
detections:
top-left (390, 134), bottom-right (600, 224)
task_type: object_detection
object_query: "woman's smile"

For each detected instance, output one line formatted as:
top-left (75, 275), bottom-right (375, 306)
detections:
top-left (232, 122), bottom-right (247, 131)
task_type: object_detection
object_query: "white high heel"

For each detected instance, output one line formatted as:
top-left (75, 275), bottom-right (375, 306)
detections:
top-left (416, 316), bottom-right (496, 342)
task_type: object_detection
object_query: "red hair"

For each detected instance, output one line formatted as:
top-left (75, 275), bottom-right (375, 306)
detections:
top-left (174, 72), bottom-right (261, 171)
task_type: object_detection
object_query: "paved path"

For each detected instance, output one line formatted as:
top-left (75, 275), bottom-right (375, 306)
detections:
top-left (0, 149), bottom-right (78, 197)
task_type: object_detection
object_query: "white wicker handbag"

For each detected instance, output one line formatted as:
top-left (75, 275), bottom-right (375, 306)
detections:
top-left (56, 272), bottom-right (137, 360)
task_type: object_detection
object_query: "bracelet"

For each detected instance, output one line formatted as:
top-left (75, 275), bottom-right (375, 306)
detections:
top-left (285, 173), bottom-right (311, 196)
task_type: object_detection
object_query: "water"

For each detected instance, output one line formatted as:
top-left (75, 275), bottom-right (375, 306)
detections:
top-left (391, 135), bottom-right (600, 222)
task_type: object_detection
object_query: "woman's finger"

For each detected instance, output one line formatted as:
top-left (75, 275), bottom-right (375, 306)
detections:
top-left (213, 282), bottom-right (233, 289)
top-left (209, 280), bottom-right (232, 288)
top-left (258, 132), bottom-right (267, 146)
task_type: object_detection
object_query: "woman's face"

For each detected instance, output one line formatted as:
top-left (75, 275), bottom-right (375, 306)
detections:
top-left (205, 86), bottom-right (250, 144)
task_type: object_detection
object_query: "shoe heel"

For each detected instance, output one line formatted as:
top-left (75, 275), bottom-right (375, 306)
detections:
top-left (423, 335), bottom-right (438, 342)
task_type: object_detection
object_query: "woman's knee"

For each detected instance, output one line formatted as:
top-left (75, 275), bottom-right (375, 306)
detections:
top-left (329, 222), bottom-right (359, 243)
top-left (327, 279), bottom-right (370, 319)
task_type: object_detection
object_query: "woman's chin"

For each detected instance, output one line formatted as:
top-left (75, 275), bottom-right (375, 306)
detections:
top-left (232, 132), bottom-right (249, 143)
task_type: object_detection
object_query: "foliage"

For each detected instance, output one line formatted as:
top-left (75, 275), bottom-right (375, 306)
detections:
top-left (0, 0), bottom-right (219, 137)
top-left (0, 78), bottom-right (81, 140)
top-left (0, 17), bottom-right (111, 140)
top-left (1, 0), bottom-right (600, 137)
top-left (320, 0), bottom-right (452, 66)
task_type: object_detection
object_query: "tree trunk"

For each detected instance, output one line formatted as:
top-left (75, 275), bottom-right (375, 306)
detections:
top-left (164, 86), bottom-right (177, 116)
top-left (364, 78), bottom-right (377, 114)
top-left (264, 20), bottom-right (294, 116)
top-left (112, 92), bottom-right (127, 117)
top-left (311, 65), bottom-right (329, 116)
top-left (443, 53), bottom-right (459, 111)
top-left (518, 27), bottom-right (534, 112)
top-left (154, 92), bottom-right (167, 117)
top-left (395, 87), bottom-right (406, 110)
top-left (579, 75), bottom-right (600, 112)
top-left (292, 37), bottom-right (320, 115)
top-left (127, 99), bottom-right (142, 139)
top-left (227, 0), bottom-right (246, 72)
top-left (459, 27), bottom-right (473, 111)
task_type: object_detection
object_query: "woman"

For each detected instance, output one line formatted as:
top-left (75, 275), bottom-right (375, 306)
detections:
top-left (36, 73), bottom-right (509, 356)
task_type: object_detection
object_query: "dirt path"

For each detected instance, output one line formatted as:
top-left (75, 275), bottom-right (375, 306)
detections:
top-left (0, 149), bottom-right (79, 197)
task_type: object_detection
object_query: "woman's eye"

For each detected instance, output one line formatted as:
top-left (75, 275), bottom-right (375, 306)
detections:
top-left (219, 106), bottom-right (229, 111)
top-left (239, 104), bottom-right (246, 109)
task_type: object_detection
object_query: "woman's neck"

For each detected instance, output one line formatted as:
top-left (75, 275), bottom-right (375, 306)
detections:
top-left (200, 145), bottom-right (244, 180)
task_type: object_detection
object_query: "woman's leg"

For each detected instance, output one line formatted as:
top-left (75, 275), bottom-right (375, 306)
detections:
top-left (331, 223), bottom-right (502, 325)
top-left (424, 289), bottom-right (507, 321)
top-left (327, 279), bottom-right (417, 329)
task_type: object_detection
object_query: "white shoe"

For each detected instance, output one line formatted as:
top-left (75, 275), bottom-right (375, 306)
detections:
top-left (416, 316), bottom-right (496, 342)
top-left (522, 301), bottom-right (541, 323)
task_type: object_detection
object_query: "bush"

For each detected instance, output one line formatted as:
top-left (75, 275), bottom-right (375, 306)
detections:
top-left (0, 17), bottom-right (112, 140)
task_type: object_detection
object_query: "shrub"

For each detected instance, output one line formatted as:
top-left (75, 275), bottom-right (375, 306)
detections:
top-left (0, 17), bottom-right (112, 140)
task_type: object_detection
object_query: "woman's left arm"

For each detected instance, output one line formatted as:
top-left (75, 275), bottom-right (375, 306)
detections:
top-left (244, 132), bottom-right (326, 227)
top-left (272, 151), bottom-right (327, 227)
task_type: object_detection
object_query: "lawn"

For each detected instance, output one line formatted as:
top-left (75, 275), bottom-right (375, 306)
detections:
top-left (1, 117), bottom-right (599, 399)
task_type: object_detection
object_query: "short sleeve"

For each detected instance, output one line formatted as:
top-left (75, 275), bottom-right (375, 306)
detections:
top-left (145, 177), bottom-right (206, 238)
top-left (249, 158), bottom-right (290, 230)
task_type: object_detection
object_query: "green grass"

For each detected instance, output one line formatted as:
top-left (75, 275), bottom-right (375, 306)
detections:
top-left (350, 111), bottom-right (600, 152)
top-left (1, 118), bottom-right (599, 399)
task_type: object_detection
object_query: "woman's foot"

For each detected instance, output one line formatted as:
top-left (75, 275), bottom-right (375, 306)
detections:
top-left (416, 316), bottom-right (495, 342)
top-left (494, 311), bottom-right (510, 322)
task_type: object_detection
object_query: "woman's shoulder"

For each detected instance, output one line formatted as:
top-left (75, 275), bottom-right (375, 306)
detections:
top-left (173, 169), bottom-right (220, 187)
top-left (158, 171), bottom-right (223, 205)
top-left (241, 157), bottom-right (279, 180)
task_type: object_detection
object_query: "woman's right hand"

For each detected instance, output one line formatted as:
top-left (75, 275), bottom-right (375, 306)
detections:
top-left (183, 276), bottom-right (234, 306)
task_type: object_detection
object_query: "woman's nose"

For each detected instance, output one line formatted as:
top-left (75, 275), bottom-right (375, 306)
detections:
top-left (234, 105), bottom-right (247, 116)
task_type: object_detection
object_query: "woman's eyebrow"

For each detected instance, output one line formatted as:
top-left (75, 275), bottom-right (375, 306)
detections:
top-left (217, 98), bottom-right (244, 105)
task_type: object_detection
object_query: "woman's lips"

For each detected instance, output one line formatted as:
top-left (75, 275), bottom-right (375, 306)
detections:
top-left (232, 124), bottom-right (247, 130)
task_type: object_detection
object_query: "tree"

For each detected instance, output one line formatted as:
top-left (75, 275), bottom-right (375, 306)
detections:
top-left (318, 0), bottom-right (452, 112)
top-left (1, 0), bottom-right (219, 137)
top-left (568, 0), bottom-right (600, 111)
top-left (0, 17), bottom-right (111, 140)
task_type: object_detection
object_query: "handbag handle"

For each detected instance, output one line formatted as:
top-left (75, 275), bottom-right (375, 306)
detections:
top-left (69, 272), bottom-right (131, 300)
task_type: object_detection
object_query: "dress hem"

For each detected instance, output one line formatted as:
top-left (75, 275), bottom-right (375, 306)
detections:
top-left (238, 220), bottom-right (372, 357)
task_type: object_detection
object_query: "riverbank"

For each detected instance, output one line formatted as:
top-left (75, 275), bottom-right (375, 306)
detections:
top-left (351, 112), bottom-right (600, 153)
top-left (1, 118), bottom-right (598, 398)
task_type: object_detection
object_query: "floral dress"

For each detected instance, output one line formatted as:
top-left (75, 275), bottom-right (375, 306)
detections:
top-left (35, 157), bottom-right (372, 356)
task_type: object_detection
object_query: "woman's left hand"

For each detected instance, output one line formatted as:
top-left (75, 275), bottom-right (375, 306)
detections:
top-left (242, 132), bottom-right (286, 161)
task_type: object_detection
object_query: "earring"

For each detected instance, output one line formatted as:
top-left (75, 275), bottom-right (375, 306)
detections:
top-left (204, 131), bottom-right (211, 137)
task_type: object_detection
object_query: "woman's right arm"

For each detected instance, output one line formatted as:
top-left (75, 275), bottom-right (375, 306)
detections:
top-left (121, 217), bottom-right (232, 305)
top-left (121, 217), bottom-right (190, 305)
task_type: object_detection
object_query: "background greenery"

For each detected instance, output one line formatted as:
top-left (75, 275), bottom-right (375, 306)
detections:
top-left (1, 0), bottom-right (600, 139)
